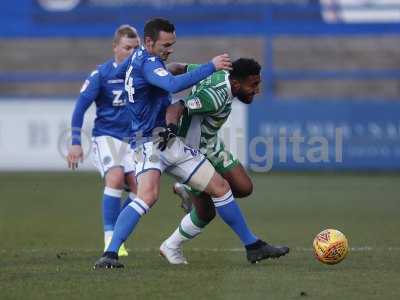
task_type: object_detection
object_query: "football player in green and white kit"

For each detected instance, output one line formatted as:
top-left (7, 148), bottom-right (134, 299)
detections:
top-left (160, 58), bottom-right (289, 264)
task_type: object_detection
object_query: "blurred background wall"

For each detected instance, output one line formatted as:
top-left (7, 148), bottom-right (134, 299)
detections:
top-left (1, 0), bottom-right (400, 171)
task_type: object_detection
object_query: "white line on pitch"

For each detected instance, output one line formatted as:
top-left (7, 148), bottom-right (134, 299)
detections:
top-left (3, 246), bottom-right (400, 253)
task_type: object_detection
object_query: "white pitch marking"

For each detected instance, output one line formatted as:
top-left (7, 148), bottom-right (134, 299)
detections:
top-left (3, 246), bottom-right (400, 254)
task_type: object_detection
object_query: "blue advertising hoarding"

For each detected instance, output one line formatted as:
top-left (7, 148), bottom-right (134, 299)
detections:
top-left (1, 0), bottom-right (315, 37)
top-left (2, 0), bottom-right (400, 37)
top-left (248, 99), bottom-right (400, 171)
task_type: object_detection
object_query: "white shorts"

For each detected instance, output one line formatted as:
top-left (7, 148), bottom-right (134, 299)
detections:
top-left (134, 138), bottom-right (207, 184)
top-left (91, 136), bottom-right (136, 177)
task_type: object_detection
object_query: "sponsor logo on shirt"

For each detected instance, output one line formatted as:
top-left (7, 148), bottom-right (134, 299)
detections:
top-left (154, 67), bottom-right (169, 77)
top-left (186, 98), bottom-right (202, 110)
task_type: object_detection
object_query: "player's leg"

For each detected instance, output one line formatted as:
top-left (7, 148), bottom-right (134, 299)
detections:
top-left (121, 172), bottom-right (136, 210)
top-left (195, 169), bottom-right (259, 245)
top-left (200, 168), bottom-right (289, 263)
top-left (162, 162), bottom-right (251, 259)
top-left (164, 144), bottom-right (289, 263)
top-left (221, 163), bottom-right (253, 198)
top-left (91, 136), bottom-right (133, 256)
top-left (162, 152), bottom-right (251, 260)
top-left (120, 145), bottom-right (138, 212)
top-left (110, 171), bottom-right (137, 257)
top-left (94, 142), bottom-right (160, 268)
top-left (162, 143), bottom-right (260, 262)
top-left (174, 149), bottom-right (251, 212)
top-left (160, 192), bottom-right (214, 264)
top-left (103, 167), bottom-right (125, 249)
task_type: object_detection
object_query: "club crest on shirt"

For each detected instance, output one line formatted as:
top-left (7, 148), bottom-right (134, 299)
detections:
top-left (154, 68), bottom-right (168, 77)
top-left (186, 98), bottom-right (202, 110)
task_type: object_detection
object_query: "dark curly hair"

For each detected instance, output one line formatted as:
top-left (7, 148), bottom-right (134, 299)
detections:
top-left (230, 58), bottom-right (261, 80)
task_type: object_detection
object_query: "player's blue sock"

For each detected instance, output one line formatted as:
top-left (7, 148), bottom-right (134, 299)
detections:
top-left (121, 192), bottom-right (135, 212)
top-left (106, 197), bottom-right (149, 253)
top-left (103, 187), bottom-right (123, 232)
top-left (212, 191), bottom-right (258, 246)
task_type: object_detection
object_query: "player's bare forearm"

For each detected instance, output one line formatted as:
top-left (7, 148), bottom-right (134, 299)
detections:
top-left (166, 101), bottom-right (185, 125)
top-left (166, 62), bottom-right (188, 75)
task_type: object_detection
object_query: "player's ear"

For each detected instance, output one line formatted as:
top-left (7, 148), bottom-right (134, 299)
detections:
top-left (144, 36), bottom-right (154, 49)
top-left (112, 43), bottom-right (118, 56)
top-left (230, 78), bottom-right (241, 92)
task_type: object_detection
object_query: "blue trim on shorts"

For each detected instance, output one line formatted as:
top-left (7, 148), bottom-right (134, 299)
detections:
top-left (136, 168), bottom-right (161, 179)
top-left (182, 157), bottom-right (207, 184)
top-left (141, 143), bottom-right (148, 174)
top-left (103, 165), bottom-right (124, 178)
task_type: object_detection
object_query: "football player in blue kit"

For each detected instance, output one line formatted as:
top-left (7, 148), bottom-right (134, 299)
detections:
top-left (94, 18), bottom-right (289, 269)
top-left (67, 25), bottom-right (140, 257)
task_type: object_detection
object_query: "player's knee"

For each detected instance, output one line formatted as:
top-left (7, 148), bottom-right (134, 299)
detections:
top-left (233, 181), bottom-right (253, 198)
top-left (105, 168), bottom-right (125, 189)
top-left (140, 193), bottom-right (158, 206)
top-left (205, 173), bottom-right (230, 198)
top-left (137, 185), bottom-right (158, 206)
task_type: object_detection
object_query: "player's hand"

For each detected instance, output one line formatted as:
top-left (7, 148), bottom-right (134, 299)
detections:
top-left (211, 54), bottom-right (232, 71)
top-left (157, 123), bottom-right (178, 151)
top-left (67, 145), bottom-right (84, 170)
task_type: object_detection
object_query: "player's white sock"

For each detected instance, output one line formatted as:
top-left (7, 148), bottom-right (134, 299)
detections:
top-left (104, 230), bottom-right (113, 243)
top-left (165, 213), bottom-right (203, 248)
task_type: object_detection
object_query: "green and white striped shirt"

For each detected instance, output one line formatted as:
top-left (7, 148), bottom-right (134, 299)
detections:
top-left (178, 64), bottom-right (233, 156)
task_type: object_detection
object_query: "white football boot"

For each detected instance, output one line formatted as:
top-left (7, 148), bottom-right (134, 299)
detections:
top-left (159, 240), bottom-right (188, 265)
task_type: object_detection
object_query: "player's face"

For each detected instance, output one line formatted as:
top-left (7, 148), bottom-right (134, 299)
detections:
top-left (149, 31), bottom-right (176, 61)
top-left (235, 75), bottom-right (261, 104)
top-left (113, 36), bottom-right (140, 64)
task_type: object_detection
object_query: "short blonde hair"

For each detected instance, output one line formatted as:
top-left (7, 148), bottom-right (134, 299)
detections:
top-left (113, 25), bottom-right (138, 44)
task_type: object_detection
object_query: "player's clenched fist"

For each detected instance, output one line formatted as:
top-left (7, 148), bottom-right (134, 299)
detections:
top-left (211, 54), bottom-right (232, 71)
top-left (67, 145), bottom-right (84, 170)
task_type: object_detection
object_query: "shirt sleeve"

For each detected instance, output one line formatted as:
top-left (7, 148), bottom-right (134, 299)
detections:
top-left (185, 87), bottom-right (227, 115)
top-left (142, 57), bottom-right (215, 93)
top-left (71, 70), bottom-right (100, 145)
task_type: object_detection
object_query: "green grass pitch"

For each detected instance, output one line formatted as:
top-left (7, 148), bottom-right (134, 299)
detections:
top-left (1, 172), bottom-right (399, 299)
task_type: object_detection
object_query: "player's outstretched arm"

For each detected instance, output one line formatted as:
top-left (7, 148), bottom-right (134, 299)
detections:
top-left (68, 70), bottom-right (100, 169)
top-left (143, 54), bottom-right (231, 93)
top-left (166, 62), bottom-right (188, 75)
top-left (68, 95), bottom-right (93, 170)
